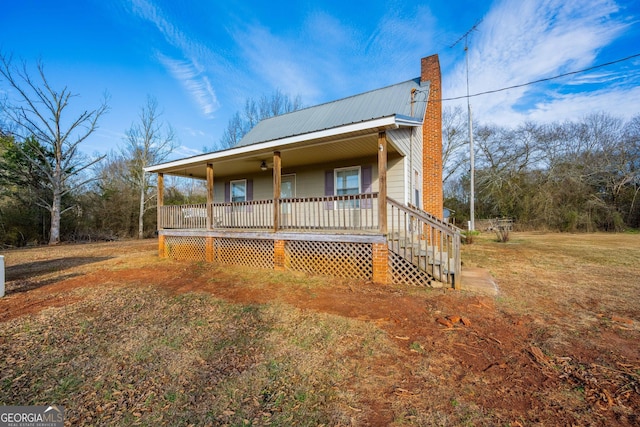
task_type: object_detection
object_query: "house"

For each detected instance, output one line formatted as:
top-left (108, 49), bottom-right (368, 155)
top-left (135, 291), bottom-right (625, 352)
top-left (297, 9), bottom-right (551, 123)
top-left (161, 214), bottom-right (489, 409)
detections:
top-left (144, 55), bottom-right (461, 287)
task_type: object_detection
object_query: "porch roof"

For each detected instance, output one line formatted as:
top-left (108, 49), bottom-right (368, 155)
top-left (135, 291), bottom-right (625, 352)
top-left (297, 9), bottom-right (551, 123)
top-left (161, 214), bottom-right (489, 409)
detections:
top-left (145, 114), bottom-right (421, 179)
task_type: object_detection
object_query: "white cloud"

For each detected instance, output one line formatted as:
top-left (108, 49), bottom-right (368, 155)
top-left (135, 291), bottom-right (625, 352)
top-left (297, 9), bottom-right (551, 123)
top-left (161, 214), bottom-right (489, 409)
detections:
top-left (127, 0), bottom-right (221, 118)
top-left (229, 23), bottom-right (321, 103)
top-left (129, 0), bottom-right (189, 52)
top-left (526, 85), bottom-right (640, 123)
top-left (444, 0), bottom-right (632, 126)
top-left (157, 54), bottom-right (220, 118)
top-left (174, 144), bottom-right (204, 158)
top-left (228, 4), bottom-right (439, 106)
top-left (184, 127), bottom-right (207, 137)
top-left (361, 6), bottom-right (438, 72)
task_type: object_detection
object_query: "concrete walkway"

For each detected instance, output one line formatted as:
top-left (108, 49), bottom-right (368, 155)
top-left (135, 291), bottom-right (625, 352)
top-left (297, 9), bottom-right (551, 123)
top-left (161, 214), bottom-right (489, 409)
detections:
top-left (459, 267), bottom-right (499, 296)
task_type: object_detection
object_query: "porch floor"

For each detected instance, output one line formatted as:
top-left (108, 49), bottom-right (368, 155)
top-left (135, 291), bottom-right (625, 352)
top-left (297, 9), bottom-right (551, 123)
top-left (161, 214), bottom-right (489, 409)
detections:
top-left (159, 228), bottom-right (387, 244)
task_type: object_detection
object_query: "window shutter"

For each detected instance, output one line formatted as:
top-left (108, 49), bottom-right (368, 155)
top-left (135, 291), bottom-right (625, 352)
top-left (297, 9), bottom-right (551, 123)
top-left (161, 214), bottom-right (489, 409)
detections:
top-left (246, 179), bottom-right (253, 200)
top-left (324, 170), bottom-right (334, 210)
top-left (361, 165), bottom-right (372, 208)
top-left (224, 182), bottom-right (231, 212)
top-left (246, 179), bottom-right (253, 212)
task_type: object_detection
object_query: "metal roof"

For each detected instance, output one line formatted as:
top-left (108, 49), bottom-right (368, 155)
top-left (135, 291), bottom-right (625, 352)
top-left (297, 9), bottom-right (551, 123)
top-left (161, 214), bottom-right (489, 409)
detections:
top-left (237, 77), bottom-right (429, 147)
top-left (144, 77), bottom-right (431, 178)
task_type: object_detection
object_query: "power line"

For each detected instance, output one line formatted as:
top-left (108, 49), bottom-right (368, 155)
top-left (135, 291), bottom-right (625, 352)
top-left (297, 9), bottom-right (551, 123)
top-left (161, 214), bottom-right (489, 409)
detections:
top-left (441, 52), bottom-right (640, 102)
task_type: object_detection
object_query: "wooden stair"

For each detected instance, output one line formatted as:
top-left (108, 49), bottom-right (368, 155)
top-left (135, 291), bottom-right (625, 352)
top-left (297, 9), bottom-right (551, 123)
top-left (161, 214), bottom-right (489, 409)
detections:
top-left (386, 200), bottom-right (462, 288)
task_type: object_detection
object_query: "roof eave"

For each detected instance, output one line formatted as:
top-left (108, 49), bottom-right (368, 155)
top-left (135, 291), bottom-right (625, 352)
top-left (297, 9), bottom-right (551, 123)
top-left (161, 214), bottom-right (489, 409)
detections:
top-left (395, 115), bottom-right (423, 127)
top-left (145, 115), bottom-right (402, 173)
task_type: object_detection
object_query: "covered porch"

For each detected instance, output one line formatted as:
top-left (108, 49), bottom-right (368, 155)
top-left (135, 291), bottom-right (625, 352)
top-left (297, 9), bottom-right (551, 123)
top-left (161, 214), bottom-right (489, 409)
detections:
top-left (147, 123), bottom-right (460, 288)
top-left (153, 123), bottom-right (398, 233)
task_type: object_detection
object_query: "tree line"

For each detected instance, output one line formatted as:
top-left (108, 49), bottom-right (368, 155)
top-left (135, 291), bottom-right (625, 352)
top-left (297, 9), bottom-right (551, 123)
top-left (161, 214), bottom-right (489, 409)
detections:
top-left (1, 55), bottom-right (638, 247)
top-left (443, 107), bottom-right (640, 231)
top-left (0, 55), bottom-right (302, 247)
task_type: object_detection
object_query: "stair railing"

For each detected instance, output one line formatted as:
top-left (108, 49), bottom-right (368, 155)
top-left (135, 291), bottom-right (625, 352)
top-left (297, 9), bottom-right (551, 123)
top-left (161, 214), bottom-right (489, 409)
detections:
top-left (387, 198), bottom-right (462, 288)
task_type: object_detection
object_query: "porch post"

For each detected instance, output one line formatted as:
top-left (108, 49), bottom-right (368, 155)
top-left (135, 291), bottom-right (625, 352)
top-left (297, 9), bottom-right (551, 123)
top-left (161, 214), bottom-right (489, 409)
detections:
top-left (157, 173), bottom-right (165, 257)
top-left (157, 173), bottom-right (164, 229)
top-left (206, 163), bottom-right (214, 229)
top-left (273, 151), bottom-right (281, 232)
top-left (378, 131), bottom-right (388, 235)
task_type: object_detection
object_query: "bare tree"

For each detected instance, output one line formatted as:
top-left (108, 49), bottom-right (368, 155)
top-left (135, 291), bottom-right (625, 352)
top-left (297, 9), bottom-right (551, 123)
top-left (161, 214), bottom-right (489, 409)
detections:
top-left (216, 111), bottom-right (244, 150)
top-left (211, 89), bottom-right (302, 151)
top-left (0, 53), bottom-right (108, 244)
top-left (90, 152), bottom-right (139, 238)
top-left (258, 88), bottom-right (302, 119)
top-left (122, 96), bottom-right (177, 239)
top-left (442, 106), bottom-right (468, 186)
top-left (623, 115), bottom-right (640, 225)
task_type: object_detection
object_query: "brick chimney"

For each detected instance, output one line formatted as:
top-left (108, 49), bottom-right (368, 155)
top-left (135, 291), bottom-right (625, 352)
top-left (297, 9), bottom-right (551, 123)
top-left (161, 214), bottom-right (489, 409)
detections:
top-left (421, 54), bottom-right (443, 219)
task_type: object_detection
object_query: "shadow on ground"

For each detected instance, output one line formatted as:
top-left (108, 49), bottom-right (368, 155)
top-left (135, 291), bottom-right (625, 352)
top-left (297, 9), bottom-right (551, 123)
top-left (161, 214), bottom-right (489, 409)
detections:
top-left (5, 257), bottom-right (113, 292)
top-left (6, 273), bottom-right (85, 295)
top-left (5, 257), bottom-right (112, 281)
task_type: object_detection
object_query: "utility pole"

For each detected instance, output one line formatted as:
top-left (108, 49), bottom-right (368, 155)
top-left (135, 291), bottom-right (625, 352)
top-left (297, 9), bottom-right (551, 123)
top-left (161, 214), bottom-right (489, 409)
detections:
top-left (451, 19), bottom-right (481, 231)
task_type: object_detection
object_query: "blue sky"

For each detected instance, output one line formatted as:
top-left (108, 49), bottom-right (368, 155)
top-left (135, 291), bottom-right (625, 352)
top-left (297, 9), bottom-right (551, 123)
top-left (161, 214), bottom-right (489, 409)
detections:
top-left (1, 0), bottom-right (639, 159)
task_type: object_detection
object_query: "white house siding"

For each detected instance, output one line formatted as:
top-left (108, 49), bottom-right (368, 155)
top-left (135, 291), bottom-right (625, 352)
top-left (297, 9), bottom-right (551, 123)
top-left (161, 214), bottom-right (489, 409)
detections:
top-left (388, 127), bottom-right (423, 207)
top-left (212, 153), bottom-right (409, 199)
top-left (180, 144), bottom-right (422, 230)
top-left (386, 154), bottom-right (405, 203)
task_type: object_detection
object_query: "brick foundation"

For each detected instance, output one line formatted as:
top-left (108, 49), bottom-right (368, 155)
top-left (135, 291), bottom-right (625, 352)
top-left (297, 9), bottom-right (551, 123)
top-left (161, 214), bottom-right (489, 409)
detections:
top-left (372, 243), bottom-right (389, 284)
top-left (274, 240), bottom-right (286, 271)
top-left (206, 237), bottom-right (215, 262)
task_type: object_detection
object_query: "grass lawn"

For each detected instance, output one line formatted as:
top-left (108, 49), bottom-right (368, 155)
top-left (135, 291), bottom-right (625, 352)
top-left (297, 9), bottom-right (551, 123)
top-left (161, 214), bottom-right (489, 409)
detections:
top-left (0, 233), bottom-right (639, 425)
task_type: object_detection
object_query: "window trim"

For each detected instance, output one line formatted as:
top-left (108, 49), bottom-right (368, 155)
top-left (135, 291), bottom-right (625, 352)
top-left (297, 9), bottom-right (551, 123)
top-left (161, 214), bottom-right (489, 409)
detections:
top-left (280, 174), bottom-right (297, 198)
top-left (230, 179), bottom-right (247, 203)
top-left (334, 166), bottom-right (361, 209)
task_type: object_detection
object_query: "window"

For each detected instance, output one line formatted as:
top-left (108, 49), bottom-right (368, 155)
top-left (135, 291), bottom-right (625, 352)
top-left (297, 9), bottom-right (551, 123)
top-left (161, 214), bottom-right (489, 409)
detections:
top-left (414, 170), bottom-right (420, 207)
top-left (335, 167), bottom-right (360, 208)
top-left (230, 180), bottom-right (246, 203)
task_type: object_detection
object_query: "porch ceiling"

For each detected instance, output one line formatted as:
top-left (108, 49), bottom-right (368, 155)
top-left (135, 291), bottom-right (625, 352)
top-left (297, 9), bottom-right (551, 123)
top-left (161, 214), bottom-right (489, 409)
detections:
top-left (155, 128), bottom-right (399, 180)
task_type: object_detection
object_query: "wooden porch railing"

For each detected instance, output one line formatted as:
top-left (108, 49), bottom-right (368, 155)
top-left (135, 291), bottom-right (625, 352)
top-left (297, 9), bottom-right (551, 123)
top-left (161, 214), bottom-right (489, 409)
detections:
top-left (278, 193), bottom-right (378, 230)
top-left (158, 204), bottom-right (208, 229)
top-left (212, 199), bottom-right (274, 229)
top-left (158, 193), bottom-right (379, 231)
top-left (387, 197), bottom-right (462, 287)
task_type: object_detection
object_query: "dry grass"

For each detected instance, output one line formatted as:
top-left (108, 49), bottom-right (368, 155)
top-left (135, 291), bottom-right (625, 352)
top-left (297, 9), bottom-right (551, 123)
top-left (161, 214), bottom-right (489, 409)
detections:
top-left (464, 232), bottom-right (640, 335)
top-left (1, 233), bottom-right (639, 426)
top-left (1, 285), bottom-right (397, 425)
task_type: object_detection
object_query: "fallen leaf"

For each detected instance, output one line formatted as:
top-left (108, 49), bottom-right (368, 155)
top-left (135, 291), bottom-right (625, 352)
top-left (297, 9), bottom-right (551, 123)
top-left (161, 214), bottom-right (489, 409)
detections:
top-left (436, 317), bottom-right (453, 327)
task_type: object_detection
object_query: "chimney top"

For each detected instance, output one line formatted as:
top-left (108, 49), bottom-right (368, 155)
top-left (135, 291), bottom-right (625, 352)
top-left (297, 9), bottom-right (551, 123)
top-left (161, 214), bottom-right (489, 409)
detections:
top-left (421, 54), bottom-right (440, 85)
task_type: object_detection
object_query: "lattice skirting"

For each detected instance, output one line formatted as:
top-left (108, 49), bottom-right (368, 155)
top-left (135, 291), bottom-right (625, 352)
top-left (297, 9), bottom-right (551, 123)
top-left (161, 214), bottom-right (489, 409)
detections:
top-left (214, 238), bottom-right (274, 269)
top-left (163, 236), bottom-right (274, 269)
top-left (388, 251), bottom-right (437, 287)
top-left (162, 235), bottom-right (446, 287)
top-left (165, 236), bottom-right (207, 261)
top-left (285, 240), bottom-right (372, 280)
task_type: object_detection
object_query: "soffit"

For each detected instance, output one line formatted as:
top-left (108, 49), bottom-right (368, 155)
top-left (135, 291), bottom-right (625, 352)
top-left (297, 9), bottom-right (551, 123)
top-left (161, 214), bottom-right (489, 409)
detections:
top-left (157, 131), bottom-right (398, 180)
